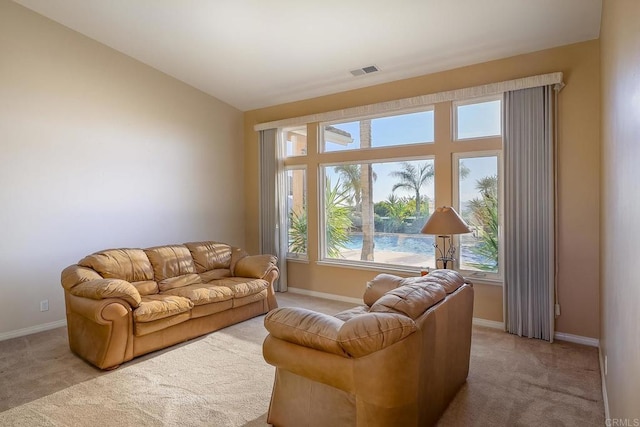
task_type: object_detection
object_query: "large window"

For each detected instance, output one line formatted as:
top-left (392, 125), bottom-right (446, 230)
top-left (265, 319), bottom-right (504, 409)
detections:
top-left (454, 152), bottom-right (501, 278)
top-left (278, 98), bottom-right (503, 280)
top-left (321, 159), bottom-right (435, 269)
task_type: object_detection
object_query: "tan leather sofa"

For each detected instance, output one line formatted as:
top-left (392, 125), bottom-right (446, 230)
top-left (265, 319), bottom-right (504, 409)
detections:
top-left (61, 241), bottom-right (278, 370)
top-left (263, 270), bottom-right (473, 427)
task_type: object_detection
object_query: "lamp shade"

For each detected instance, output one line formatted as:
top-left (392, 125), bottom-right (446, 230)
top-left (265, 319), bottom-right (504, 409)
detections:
top-left (420, 206), bottom-right (471, 235)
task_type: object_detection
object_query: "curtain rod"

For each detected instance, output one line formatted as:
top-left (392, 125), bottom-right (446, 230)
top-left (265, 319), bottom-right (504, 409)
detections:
top-left (254, 72), bottom-right (563, 131)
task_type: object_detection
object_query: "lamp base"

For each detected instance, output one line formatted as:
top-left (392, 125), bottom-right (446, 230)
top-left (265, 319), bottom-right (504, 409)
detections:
top-left (437, 257), bottom-right (455, 269)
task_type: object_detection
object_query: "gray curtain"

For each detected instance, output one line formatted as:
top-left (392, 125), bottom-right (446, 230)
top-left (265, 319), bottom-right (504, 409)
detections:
top-left (503, 85), bottom-right (555, 341)
top-left (259, 129), bottom-right (287, 291)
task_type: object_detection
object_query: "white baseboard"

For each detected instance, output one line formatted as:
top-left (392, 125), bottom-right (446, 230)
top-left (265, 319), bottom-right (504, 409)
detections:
top-left (0, 319), bottom-right (67, 342)
top-left (285, 287), bottom-right (363, 305)
top-left (553, 331), bottom-right (599, 347)
top-left (599, 347), bottom-right (611, 420)
top-left (472, 318), bottom-right (505, 330)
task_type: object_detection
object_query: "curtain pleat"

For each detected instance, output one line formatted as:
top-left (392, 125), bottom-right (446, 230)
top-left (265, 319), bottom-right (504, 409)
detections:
top-left (259, 129), bottom-right (287, 291)
top-left (504, 86), bottom-right (555, 341)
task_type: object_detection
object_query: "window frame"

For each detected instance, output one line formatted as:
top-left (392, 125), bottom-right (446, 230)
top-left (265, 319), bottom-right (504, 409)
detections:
top-left (452, 95), bottom-right (503, 141)
top-left (452, 150), bottom-right (504, 282)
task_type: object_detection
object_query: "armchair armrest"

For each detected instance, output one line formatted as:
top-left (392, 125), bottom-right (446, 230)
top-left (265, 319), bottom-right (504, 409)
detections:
top-left (68, 278), bottom-right (141, 308)
top-left (234, 254), bottom-right (278, 280)
top-left (264, 307), bottom-right (347, 356)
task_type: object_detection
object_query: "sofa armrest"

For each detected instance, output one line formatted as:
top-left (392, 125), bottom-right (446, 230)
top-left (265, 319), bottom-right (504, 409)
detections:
top-left (264, 307), bottom-right (347, 356)
top-left (65, 293), bottom-right (134, 369)
top-left (68, 278), bottom-right (141, 308)
top-left (234, 254), bottom-right (278, 280)
top-left (337, 312), bottom-right (417, 358)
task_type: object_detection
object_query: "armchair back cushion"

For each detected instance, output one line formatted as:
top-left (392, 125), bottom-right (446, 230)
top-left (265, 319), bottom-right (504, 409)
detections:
top-left (369, 283), bottom-right (446, 319)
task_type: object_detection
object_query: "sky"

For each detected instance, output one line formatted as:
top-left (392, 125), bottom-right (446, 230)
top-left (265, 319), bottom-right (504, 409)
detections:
top-left (321, 100), bottom-right (501, 204)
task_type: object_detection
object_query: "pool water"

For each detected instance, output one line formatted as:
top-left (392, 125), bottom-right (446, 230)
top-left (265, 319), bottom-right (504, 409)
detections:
top-left (343, 233), bottom-right (495, 268)
top-left (344, 233), bottom-right (435, 253)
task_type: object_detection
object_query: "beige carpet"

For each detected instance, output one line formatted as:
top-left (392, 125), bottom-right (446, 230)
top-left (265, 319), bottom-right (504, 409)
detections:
top-left (0, 293), bottom-right (604, 426)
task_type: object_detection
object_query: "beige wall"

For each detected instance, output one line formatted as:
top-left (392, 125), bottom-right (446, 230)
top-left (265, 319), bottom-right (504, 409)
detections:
top-left (0, 1), bottom-right (245, 336)
top-left (245, 40), bottom-right (600, 337)
top-left (600, 0), bottom-right (640, 420)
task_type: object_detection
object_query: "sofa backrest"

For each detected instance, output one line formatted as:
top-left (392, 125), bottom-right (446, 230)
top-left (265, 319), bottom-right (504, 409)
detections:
top-left (144, 245), bottom-right (201, 292)
top-left (67, 241), bottom-right (252, 293)
top-left (184, 241), bottom-right (234, 281)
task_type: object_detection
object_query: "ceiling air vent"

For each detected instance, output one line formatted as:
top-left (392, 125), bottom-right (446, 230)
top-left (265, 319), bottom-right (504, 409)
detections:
top-left (350, 65), bottom-right (380, 77)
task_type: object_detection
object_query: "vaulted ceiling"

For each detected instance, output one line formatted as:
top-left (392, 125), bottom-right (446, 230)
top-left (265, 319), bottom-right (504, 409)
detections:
top-left (14, 0), bottom-right (602, 111)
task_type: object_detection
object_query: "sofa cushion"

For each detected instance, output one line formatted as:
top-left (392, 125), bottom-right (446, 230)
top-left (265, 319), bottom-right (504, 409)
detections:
top-left (184, 241), bottom-right (233, 273)
top-left (233, 289), bottom-right (268, 308)
top-left (338, 312), bottom-right (417, 358)
top-left (134, 312), bottom-right (192, 337)
top-left (144, 245), bottom-right (198, 291)
top-left (131, 280), bottom-right (159, 296)
top-left (370, 283), bottom-right (446, 319)
top-left (199, 269), bottom-right (232, 282)
top-left (163, 283), bottom-right (234, 306)
top-left (213, 277), bottom-right (269, 298)
top-left (134, 294), bottom-right (193, 323)
top-left (158, 273), bottom-right (202, 292)
top-left (78, 249), bottom-right (154, 283)
top-left (363, 274), bottom-right (405, 307)
top-left (69, 278), bottom-right (142, 308)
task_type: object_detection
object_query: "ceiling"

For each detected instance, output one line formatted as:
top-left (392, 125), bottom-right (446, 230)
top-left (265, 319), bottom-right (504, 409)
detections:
top-left (14, 0), bottom-right (602, 111)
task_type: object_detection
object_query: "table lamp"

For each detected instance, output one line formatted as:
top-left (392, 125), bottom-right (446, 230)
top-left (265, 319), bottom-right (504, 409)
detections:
top-left (420, 206), bottom-right (471, 269)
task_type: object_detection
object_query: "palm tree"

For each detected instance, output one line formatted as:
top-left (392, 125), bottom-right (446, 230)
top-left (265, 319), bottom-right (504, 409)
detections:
top-left (334, 164), bottom-right (377, 212)
top-left (390, 162), bottom-right (434, 216)
top-left (467, 175), bottom-right (499, 270)
top-left (379, 193), bottom-right (411, 233)
top-left (288, 178), bottom-right (352, 257)
top-left (325, 178), bottom-right (353, 258)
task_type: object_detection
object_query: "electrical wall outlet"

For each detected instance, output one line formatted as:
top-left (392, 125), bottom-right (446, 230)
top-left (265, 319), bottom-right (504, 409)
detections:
top-left (554, 303), bottom-right (561, 316)
top-left (40, 299), bottom-right (49, 312)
